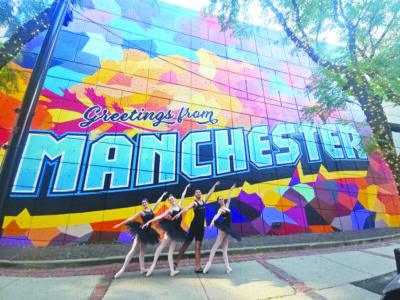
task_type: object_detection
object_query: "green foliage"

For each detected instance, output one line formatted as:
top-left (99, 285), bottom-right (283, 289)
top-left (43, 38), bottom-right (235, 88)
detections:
top-left (0, 0), bottom-right (85, 93)
top-left (206, 0), bottom-right (400, 191)
top-left (0, 0), bottom-right (52, 29)
top-left (0, 59), bottom-right (25, 94)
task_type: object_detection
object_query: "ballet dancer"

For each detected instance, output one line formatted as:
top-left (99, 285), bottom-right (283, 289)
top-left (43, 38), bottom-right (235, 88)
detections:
top-left (113, 192), bottom-right (167, 278)
top-left (173, 181), bottom-right (220, 273)
top-left (203, 184), bottom-right (241, 274)
top-left (142, 184), bottom-right (190, 277)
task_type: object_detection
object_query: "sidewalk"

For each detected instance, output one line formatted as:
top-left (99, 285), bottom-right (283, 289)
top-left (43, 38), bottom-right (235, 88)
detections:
top-left (1, 227), bottom-right (400, 269)
top-left (1, 238), bottom-right (399, 299)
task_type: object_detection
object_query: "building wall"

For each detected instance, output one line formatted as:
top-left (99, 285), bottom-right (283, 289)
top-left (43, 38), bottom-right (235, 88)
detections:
top-left (1, 0), bottom-right (399, 246)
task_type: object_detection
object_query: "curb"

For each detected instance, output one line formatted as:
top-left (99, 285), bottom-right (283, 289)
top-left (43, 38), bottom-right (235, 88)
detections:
top-left (1, 233), bottom-right (400, 269)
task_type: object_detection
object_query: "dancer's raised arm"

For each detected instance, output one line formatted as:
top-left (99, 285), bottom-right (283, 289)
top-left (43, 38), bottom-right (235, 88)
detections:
top-left (209, 209), bottom-right (223, 229)
top-left (226, 184), bottom-right (236, 208)
top-left (113, 211), bottom-right (144, 228)
top-left (178, 183), bottom-right (191, 208)
top-left (152, 191), bottom-right (167, 211)
top-left (204, 181), bottom-right (220, 203)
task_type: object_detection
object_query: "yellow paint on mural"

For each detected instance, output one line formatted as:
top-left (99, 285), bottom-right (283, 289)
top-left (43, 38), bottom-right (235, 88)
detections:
top-left (262, 189), bottom-right (282, 207)
top-left (374, 200), bottom-right (386, 213)
top-left (319, 164), bottom-right (368, 179)
top-left (48, 109), bottom-right (83, 123)
top-left (358, 185), bottom-right (378, 210)
top-left (296, 162), bottom-right (318, 183)
top-left (384, 214), bottom-right (400, 227)
top-left (1, 165), bottom-right (383, 230)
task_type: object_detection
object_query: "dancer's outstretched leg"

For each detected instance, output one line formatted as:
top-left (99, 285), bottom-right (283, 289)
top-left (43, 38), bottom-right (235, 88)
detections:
top-left (115, 237), bottom-right (140, 278)
top-left (168, 241), bottom-right (179, 276)
top-left (139, 242), bottom-right (148, 274)
top-left (221, 234), bottom-right (231, 273)
top-left (146, 235), bottom-right (170, 277)
top-left (203, 231), bottom-right (224, 273)
top-left (174, 240), bottom-right (191, 268)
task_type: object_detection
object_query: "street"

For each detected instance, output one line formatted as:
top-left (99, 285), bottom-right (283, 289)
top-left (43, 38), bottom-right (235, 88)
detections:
top-left (1, 239), bottom-right (399, 299)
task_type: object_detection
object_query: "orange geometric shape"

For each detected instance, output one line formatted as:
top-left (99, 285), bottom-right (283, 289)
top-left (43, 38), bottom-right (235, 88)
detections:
top-left (27, 227), bottom-right (61, 247)
top-left (278, 197), bottom-right (297, 208)
top-left (309, 225), bottom-right (333, 233)
top-left (93, 220), bottom-right (123, 232)
top-left (3, 220), bottom-right (28, 236)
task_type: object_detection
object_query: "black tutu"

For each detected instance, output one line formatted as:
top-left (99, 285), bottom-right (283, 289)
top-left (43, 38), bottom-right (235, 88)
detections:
top-left (214, 221), bottom-right (242, 242)
top-left (158, 219), bottom-right (187, 242)
top-left (126, 221), bottom-right (160, 245)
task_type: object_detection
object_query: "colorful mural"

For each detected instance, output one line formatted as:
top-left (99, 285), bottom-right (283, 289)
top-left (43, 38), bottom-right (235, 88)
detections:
top-left (0, 0), bottom-right (399, 247)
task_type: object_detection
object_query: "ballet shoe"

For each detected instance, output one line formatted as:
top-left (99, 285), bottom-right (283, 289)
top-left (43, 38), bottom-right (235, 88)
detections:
top-left (203, 262), bottom-right (211, 274)
top-left (140, 269), bottom-right (148, 275)
top-left (146, 267), bottom-right (154, 277)
top-left (170, 270), bottom-right (180, 276)
top-left (114, 269), bottom-right (123, 279)
top-left (226, 266), bottom-right (232, 274)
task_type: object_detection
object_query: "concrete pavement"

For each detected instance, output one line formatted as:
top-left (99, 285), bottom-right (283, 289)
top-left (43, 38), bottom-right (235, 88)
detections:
top-left (1, 239), bottom-right (400, 299)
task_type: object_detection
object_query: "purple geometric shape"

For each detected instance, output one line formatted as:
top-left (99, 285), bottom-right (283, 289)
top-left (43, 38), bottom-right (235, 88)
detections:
top-left (250, 216), bottom-right (267, 235)
top-left (282, 188), bottom-right (308, 207)
top-left (284, 206), bottom-right (308, 227)
top-left (333, 205), bottom-right (352, 217)
top-left (353, 201), bottom-right (365, 211)
top-left (337, 182), bottom-right (359, 196)
top-left (118, 231), bottom-right (133, 243)
top-left (232, 222), bottom-right (258, 237)
top-left (0, 235), bottom-right (33, 247)
top-left (204, 226), bottom-right (218, 239)
top-left (289, 174), bottom-right (300, 186)
top-left (315, 189), bottom-right (335, 205)
top-left (237, 190), bottom-right (264, 210)
top-left (49, 233), bottom-right (78, 245)
top-left (322, 181), bottom-right (339, 202)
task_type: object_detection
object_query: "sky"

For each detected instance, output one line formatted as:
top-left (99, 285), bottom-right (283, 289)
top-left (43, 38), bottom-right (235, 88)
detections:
top-left (160, 0), bottom-right (340, 45)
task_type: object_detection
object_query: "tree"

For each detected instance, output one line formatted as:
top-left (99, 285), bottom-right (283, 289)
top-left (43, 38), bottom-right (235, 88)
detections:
top-left (205, 0), bottom-right (400, 193)
top-left (0, 0), bottom-right (82, 93)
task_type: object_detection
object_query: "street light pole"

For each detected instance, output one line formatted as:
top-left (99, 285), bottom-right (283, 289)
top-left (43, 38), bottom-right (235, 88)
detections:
top-left (0, 0), bottom-right (72, 238)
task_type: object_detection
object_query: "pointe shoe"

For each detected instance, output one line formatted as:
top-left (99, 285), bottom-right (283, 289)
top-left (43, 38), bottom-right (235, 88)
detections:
top-left (170, 269), bottom-right (180, 276)
top-left (203, 262), bottom-right (211, 274)
top-left (146, 267), bottom-right (155, 277)
top-left (140, 269), bottom-right (148, 275)
top-left (226, 266), bottom-right (232, 274)
top-left (114, 269), bottom-right (124, 279)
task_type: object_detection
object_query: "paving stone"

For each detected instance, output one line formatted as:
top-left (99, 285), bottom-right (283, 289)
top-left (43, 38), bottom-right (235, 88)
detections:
top-left (0, 275), bottom-right (102, 300)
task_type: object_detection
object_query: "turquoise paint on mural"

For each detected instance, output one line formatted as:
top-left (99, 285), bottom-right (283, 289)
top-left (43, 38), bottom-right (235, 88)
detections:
top-left (226, 45), bottom-right (246, 61)
top-left (83, 33), bottom-right (123, 61)
top-left (270, 73), bottom-right (298, 97)
top-left (92, 0), bottom-right (121, 16)
top-left (292, 184), bottom-right (315, 202)
top-left (47, 66), bottom-right (87, 83)
top-left (109, 18), bottom-right (146, 36)
top-left (273, 186), bottom-right (291, 195)
top-left (43, 76), bottom-right (70, 96)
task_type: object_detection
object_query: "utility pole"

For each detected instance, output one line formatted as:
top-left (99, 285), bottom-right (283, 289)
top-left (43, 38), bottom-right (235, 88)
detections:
top-left (0, 0), bottom-right (72, 238)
